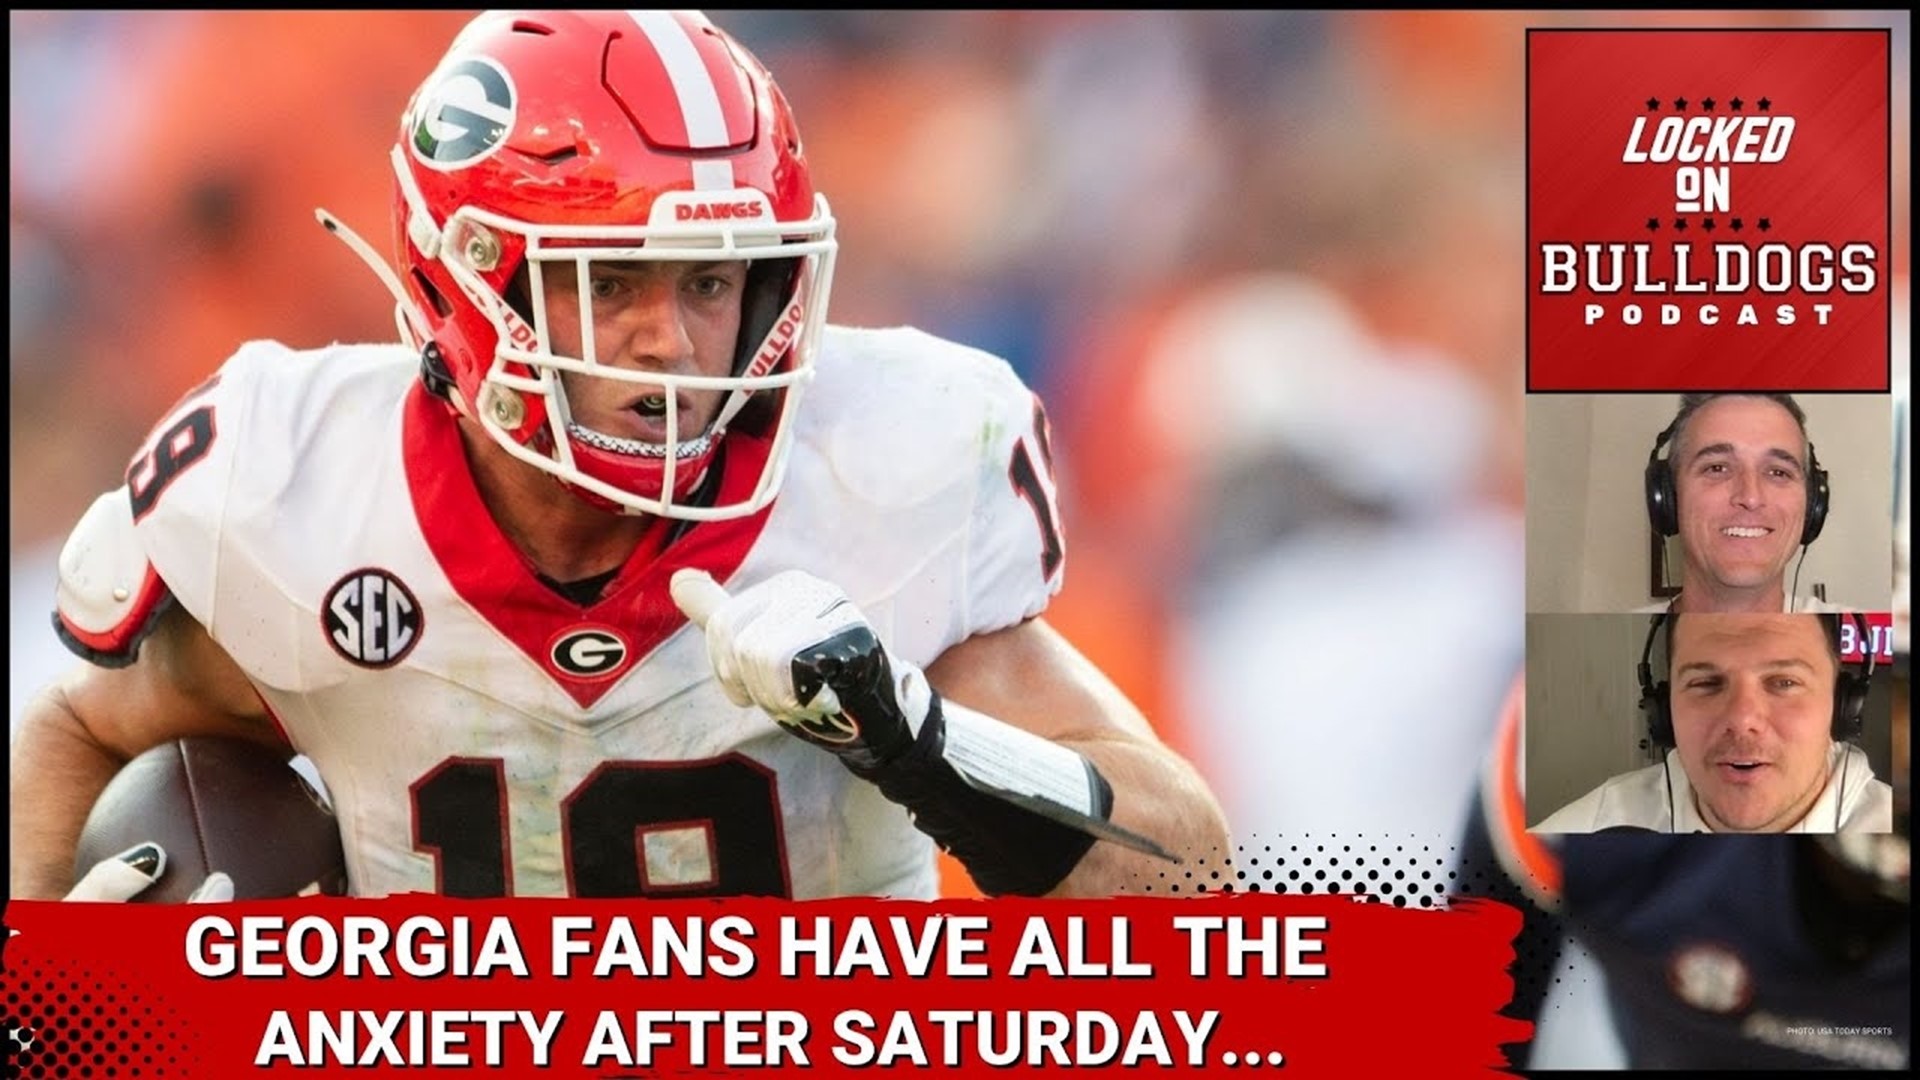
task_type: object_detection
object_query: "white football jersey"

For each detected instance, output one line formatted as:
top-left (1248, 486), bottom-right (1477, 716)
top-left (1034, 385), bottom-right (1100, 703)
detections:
top-left (60, 326), bottom-right (1065, 899)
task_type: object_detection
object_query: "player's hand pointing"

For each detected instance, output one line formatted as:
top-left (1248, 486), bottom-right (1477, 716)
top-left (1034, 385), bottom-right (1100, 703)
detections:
top-left (672, 569), bottom-right (928, 773)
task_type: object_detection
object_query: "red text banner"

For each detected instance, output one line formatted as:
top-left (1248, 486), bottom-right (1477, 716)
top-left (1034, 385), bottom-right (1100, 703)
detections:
top-left (1527, 28), bottom-right (1889, 391)
top-left (3, 894), bottom-right (1529, 1077)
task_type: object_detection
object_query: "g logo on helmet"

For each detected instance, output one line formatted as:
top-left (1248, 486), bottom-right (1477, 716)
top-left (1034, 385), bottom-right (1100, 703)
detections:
top-left (410, 57), bottom-right (516, 169)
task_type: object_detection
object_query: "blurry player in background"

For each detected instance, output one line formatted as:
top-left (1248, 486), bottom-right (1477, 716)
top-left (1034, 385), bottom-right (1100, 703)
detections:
top-left (10, 9), bottom-right (1225, 902)
top-left (1153, 274), bottom-right (1524, 847)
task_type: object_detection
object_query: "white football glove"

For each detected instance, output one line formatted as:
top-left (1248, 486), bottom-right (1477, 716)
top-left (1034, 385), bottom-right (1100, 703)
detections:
top-left (671, 568), bottom-right (931, 773)
top-left (65, 842), bottom-right (233, 903)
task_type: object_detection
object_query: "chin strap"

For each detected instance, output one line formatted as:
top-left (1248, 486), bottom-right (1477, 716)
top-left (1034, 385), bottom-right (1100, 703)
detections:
top-left (419, 343), bottom-right (458, 402)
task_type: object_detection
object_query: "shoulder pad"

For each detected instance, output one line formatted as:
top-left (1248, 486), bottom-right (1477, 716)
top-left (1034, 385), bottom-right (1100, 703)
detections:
top-left (806, 327), bottom-right (1039, 505)
top-left (53, 489), bottom-right (174, 668)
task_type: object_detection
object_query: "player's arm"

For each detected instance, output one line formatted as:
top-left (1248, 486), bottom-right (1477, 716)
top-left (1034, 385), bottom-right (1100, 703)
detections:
top-left (15, 351), bottom-right (293, 900)
top-left (922, 616), bottom-right (1228, 897)
top-left (10, 595), bottom-right (275, 901)
top-left (676, 355), bottom-right (1224, 895)
top-left (674, 569), bottom-right (1224, 897)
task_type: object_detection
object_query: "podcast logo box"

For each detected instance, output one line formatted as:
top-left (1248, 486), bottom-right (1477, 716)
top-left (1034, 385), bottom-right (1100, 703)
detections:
top-left (1527, 29), bottom-right (1889, 391)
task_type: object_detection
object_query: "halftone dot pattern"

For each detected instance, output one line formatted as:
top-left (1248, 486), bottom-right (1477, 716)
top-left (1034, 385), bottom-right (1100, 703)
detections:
top-left (1134, 834), bottom-right (1458, 908)
top-left (1129, 834), bottom-right (1603, 1027)
top-left (2, 966), bottom-right (196, 1079)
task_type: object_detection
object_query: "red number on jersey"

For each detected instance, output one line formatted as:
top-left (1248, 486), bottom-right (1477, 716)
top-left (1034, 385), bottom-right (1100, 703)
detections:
top-left (1008, 397), bottom-right (1065, 581)
top-left (126, 374), bottom-right (223, 521)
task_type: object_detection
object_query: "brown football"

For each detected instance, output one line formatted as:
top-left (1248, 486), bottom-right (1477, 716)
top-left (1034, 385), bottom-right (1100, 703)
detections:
top-left (73, 737), bottom-right (349, 903)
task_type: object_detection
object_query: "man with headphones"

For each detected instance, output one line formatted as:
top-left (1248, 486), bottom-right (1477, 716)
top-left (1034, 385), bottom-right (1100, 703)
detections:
top-left (1535, 613), bottom-right (1892, 833)
top-left (1466, 656), bottom-right (1910, 1069)
top-left (1639, 393), bottom-right (1848, 614)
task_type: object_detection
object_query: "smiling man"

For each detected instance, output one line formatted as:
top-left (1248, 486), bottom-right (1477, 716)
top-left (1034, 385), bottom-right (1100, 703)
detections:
top-left (1640, 394), bottom-right (1847, 614)
top-left (1536, 614), bottom-right (1892, 834)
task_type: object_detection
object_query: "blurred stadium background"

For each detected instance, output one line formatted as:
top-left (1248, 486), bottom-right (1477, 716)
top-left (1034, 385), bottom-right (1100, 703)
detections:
top-left (9, 10), bottom-right (1909, 1069)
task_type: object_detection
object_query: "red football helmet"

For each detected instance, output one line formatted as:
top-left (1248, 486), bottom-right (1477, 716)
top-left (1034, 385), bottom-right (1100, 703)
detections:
top-left (339, 10), bottom-right (836, 518)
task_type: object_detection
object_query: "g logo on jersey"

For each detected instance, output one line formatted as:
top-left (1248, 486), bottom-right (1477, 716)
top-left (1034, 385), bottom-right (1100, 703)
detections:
top-left (410, 57), bottom-right (515, 168)
top-left (323, 569), bottom-right (423, 669)
top-left (550, 627), bottom-right (630, 681)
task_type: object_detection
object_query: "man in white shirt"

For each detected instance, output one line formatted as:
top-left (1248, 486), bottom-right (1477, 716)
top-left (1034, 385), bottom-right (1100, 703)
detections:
top-left (1537, 613), bottom-right (1891, 834)
top-left (1637, 393), bottom-right (1845, 614)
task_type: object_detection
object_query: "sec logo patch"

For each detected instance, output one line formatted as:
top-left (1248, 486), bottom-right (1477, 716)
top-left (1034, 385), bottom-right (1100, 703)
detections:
top-left (322, 569), bottom-right (423, 669)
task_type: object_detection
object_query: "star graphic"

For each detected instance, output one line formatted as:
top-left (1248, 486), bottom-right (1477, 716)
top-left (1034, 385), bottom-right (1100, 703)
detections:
top-left (1702, 218), bottom-right (1716, 232)
top-left (1674, 96), bottom-right (1689, 110)
top-left (1731, 218), bottom-right (1744, 232)
top-left (1731, 96), bottom-right (1745, 110)
top-left (1758, 218), bottom-right (1772, 232)
top-left (1647, 96), bottom-right (1661, 111)
top-left (1647, 217), bottom-right (1661, 231)
top-left (1674, 218), bottom-right (1689, 231)
top-left (1701, 97), bottom-right (1717, 111)
top-left (1758, 97), bottom-right (1772, 111)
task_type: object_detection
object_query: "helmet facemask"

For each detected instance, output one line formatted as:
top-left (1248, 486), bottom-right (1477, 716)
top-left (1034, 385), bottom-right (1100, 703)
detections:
top-left (398, 146), bottom-right (837, 520)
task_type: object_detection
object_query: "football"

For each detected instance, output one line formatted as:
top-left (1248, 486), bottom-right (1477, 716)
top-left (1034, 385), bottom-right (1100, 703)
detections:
top-left (73, 736), bottom-right (349, 903)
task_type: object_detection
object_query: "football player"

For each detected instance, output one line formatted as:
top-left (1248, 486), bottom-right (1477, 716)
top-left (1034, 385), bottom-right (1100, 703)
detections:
top-left (11, 10), bottom-right (1227, 902)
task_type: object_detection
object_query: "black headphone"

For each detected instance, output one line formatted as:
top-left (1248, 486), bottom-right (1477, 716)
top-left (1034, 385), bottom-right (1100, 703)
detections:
top-left (1644, 409), bottom-right (1830, 544)
top-left (1637, 612), bottom-right (1876, 749)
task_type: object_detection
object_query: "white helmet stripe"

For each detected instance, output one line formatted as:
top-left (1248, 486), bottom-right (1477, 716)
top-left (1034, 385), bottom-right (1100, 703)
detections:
top-left (626, 10), bottom-right (737, 191)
